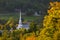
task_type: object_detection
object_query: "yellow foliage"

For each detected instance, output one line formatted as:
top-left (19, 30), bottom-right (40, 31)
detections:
top-left (2, 30), bottom-right (8, 40)
top-left (5, 17), bottom-right (14, 26)
top-left (53, 29), bottom-right (60, 40)
top-left (0, 24), bottom-right (4, 30)
top-left (38, 1), bottom-right (60, 40)
top-left (1, 1), bottom-right (60, 40)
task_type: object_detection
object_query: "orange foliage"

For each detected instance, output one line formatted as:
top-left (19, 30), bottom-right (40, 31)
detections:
top-left (26, 36), bottom-right (36, 40)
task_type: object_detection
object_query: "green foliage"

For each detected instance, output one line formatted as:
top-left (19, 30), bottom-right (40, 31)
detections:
top-left (0, 0), bottom-right (50, 16)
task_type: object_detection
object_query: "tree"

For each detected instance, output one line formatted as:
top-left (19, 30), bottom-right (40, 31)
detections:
top-left (0, 0), bottom-right (50, 16)
top-left (37, 1), bottom-right (60, 40)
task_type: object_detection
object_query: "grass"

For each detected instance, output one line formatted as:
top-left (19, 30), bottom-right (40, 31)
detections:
top-left (0, 13), bottom-right (41, 21)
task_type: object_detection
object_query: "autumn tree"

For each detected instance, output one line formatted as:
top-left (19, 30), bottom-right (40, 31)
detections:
top-left (36, 1), bottom-right (60, 40)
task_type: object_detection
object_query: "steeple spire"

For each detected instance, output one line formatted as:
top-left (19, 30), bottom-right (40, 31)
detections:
top-left (17, 10), bottom-right (23, 29)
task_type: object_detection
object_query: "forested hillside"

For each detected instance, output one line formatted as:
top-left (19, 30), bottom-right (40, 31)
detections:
top-left (0, 0), bottom-right (51, 15)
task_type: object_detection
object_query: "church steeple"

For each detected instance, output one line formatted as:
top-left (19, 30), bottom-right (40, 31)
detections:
top-left (17, 10), bottom-right (23, 29)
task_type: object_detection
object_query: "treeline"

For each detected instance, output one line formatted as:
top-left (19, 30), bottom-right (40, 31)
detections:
top-left (0, 0), bottom-right (50, 15)
top-left (0, 0), bottom-right (60, 15)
